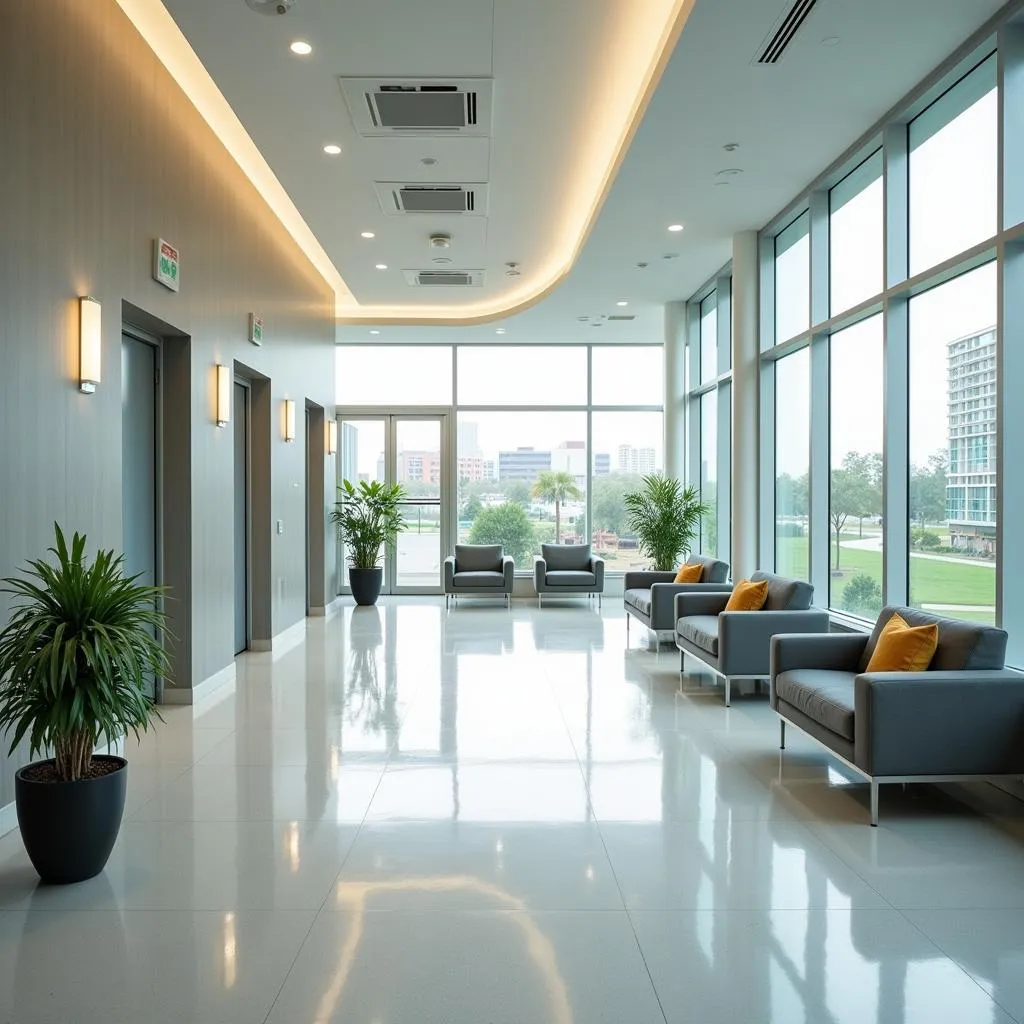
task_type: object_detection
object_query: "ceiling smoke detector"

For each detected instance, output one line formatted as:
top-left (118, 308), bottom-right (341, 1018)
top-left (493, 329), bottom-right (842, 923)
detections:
top-left (245, 0), bottom-right (295, 14)
top-left (429, 234), bottom-right (452, 249)
top-left (505, 262), bottom-right (521, 278)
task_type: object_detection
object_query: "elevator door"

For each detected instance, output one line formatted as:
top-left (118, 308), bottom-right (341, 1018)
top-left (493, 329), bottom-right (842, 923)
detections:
top-left (234, 381), bottom-right (250, 655)
top-left (121, 334), bottom-right (158, 699)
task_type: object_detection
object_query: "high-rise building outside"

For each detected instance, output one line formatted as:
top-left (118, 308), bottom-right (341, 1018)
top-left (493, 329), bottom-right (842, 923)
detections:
top-left (551, 440), bottom-right (587, 489)
top-left (617, 445), bottom-right (657, 475)
top-left (594, 453), bottom-right (611, 476)
top-left (499, 447), bottom-right (552, 482)
top-left (947, 326), bottom-right (997, 555)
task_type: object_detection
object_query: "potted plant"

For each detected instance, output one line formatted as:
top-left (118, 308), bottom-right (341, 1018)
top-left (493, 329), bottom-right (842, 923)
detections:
top-left (0, 524), bottom-right (168, 884)
top-left (330, 479), bottom-right (406, 606)
top-left (623, 474), bottom-right (709, 571)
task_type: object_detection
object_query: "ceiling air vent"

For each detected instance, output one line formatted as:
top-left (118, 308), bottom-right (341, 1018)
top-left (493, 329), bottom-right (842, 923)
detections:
top-left (607, 314), bottom-right (636, 321)
top-left (374, 182), bottom-right (488, 217)
top-left (402, 269), bottom-right (485, 287)
top-left (339, 78), bottom-right (493, 137)
top-left (755, 0), bottom-right (818, 64)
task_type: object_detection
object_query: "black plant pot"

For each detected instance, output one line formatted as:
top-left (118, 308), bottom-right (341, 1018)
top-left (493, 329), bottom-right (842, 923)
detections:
top-left (15, 755), bottom-right (127, 884)
top-left (349, 566), bottom-right (383, 606)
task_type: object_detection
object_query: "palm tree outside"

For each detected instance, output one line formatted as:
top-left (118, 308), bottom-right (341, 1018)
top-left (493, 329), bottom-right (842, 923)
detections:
top-left (531, 470), bottom-right (583, 543)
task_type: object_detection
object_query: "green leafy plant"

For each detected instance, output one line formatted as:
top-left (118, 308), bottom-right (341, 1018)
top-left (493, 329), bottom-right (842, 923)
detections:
top-left (841, 573), bottom-right (883, 619)
top-left (331, 479), bottom-right (406, 569)
top-left (531, 470), bottom-right (583, 544)
top-left (623, 474), bottom-right (709, 571)
top-left (468, 502), bottom-right (537, 565)
top-left (0, 525), bottom-right (168, 782)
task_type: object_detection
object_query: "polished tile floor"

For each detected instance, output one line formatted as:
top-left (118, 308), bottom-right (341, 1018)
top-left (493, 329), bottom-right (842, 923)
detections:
top-left (1, 600), bottom-right (1024, 1023)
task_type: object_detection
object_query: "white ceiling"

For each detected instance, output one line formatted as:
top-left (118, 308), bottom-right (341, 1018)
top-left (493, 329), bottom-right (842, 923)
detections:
top-left (160, 0), bottom-right (1006, 343)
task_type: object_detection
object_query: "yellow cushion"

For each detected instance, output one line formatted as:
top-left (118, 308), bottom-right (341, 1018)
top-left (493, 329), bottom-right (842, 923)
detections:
top-left (865, 612), bottom-right (938, 673)
top-left (673, 562), bottom-right (703, 584)
top-left (724, 578), bottom-right (769, 612)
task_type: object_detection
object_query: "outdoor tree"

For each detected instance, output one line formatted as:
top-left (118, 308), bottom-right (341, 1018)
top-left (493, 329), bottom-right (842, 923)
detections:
top-left (776, 472), bottom-right (808, 519)
top-left (468, 502), bottom-right (537, 565)
top-left (910, 450), bottom-right (949, 527)
top-left (503, 481), bottom-right (532, 507)
top-left (531, 470), bottom-right (583, 543)
top-left (841, 573), bottom-right (883, 619)
top-left (830, 451), bottom-right (882, 568)
top-left (592, 474), bottom-right (643, 536)
top-left (461, 495), bottom-right (483, 523)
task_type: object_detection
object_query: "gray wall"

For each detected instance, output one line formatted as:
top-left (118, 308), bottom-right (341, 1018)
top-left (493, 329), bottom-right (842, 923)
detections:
top-left (0, 0), bottom-right (339, 792)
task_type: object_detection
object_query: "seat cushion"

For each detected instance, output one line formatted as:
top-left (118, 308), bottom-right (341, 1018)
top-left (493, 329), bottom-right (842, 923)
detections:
top-left (455, 544), bottom-right (503, 572)
top-left (624, 589), bottom-right (652, 616)
top-left (542, 543), bottom-right (591, 571)
top-left (676, 615), bottom-right (720, 656)
top-left (774, 669), bottom-right (857, 741)
top-left (545, 570), bottom-right (596, 586)
top-left (751, 571), bottom-right (814, 611)
top-left (453, 570), bottom-right (505, 588)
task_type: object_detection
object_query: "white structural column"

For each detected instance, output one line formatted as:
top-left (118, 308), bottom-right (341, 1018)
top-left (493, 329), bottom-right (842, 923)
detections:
top-left (731, 231), bottom-right (760, 578)
top-left (664, 300), bottom-right (687, 480)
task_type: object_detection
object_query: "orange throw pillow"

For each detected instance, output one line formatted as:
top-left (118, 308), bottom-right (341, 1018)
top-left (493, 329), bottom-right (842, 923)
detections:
top-left (865, 612), bottom-right (938, 673)
top-left (673, 562), bottom-right (703, 584)
top-left (724, 578), bottom-right (768, 612)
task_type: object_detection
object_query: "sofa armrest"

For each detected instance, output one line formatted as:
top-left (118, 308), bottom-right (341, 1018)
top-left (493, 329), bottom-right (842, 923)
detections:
top-left (533, 557), bottom-right (547, 593)
top-left (854, 669), bottom-right (1024, 776)
top-left (718, 610), bottom-right (831, 676)
top-left (771, 632), bottom-right (869, 677)
top-left (502, 555), bottom-right (515, 591)
top-left (624, 570), bottom-right (676, 590)
top-left (444, 555), bottom-right (456, 592)
top-left (675, 591), bottom-right (731, 619)
top-left (650, 583), bottom-right (732, 629)
top-left (589, 556), bottom-right (605, 591)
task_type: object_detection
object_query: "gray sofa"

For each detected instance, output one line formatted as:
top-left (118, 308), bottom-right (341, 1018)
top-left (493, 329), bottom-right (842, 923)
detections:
top-left (624, 553), bottom-right (731, 640)
top-left (444, 544), bottom-right (514, 608)
top-left (771, 605), bottom-right (1024, 826)
top-left (675, 570), bottom-right (829, 707)
top-left (534, 543), bottom-right (605, 606)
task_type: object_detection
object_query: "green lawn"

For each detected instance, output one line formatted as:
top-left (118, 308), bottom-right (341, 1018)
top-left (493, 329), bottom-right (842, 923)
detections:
top-left (777, 536), bottom-right (996, 623)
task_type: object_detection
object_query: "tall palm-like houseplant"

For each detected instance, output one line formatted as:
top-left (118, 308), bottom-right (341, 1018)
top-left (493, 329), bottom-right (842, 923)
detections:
top-left (0, 524), bottom-right (168, 883)
top-left (623, 474), bottom-right (709, 571)
top-left (331, 479), bottom-right (406, 605)
top-left (531, 470), bottom-right (582, 543)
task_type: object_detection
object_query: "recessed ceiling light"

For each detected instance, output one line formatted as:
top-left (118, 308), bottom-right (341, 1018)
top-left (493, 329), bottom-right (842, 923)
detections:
top-left (370, 330), bottom-right (380, 335)
top-left (495, 328), bottom-right (506, 334)
top-left (668, 223), bottom-right (684, 232)
top-left (616, 301), bottom-right (628, 307)
top-left (289, 40), bottom-right (312, 56)
top-left (360, 231), bottom-right (375, 239)
top-left (323, 144), bottom-right (341, 155)
top-left (375, 263), bottom-right (387, 270)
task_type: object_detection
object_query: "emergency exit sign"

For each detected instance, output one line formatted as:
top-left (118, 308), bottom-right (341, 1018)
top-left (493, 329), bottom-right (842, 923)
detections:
top-left (153, 238), bottom-right (180, 292)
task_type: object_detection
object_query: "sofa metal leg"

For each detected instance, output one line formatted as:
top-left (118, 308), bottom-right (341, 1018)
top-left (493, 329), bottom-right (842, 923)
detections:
top-left (598, 594), bottom-right (602, 609)
top-left (724, 677), bottom-right (731, 708)
top-left (779, 719), bottom-right (786, 750)
top-left (446, 595), bottom-right (449, 611)
top-left (679, 649), bottom-right (684, 675)
top-left (870, 781), bottom-right (879, 827)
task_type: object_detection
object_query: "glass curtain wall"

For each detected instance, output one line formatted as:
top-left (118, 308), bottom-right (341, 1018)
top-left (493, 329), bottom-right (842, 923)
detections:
top-left (336, 343), bottom-right (664, 576)
top-left (754, 47), bottom-right (1009, 628)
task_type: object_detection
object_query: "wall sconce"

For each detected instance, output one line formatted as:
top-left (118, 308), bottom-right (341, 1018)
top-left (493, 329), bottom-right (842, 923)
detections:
top-left (216, 364), bottom-right (231, 427)
top-left (326, 419), bottom-right (337, 455)
top-left (79, 296), bottom-right (101, 394)
top-left (284, 399), bottom-right (296, 443)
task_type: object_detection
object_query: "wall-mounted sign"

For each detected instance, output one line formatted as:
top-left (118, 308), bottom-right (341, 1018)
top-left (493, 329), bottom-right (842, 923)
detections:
top-left (249, 313), bottom-right (264, 346)
top-left (153, 239), bottom-right (180, 292)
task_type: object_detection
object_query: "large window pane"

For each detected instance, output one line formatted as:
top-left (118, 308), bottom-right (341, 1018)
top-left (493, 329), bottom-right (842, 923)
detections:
top-left (591, 412), bottom-right (663, 572)
top-left (459, 346), bottom-right (587, 405)
top-left (829, 317), bottom-right (883, 618)
top-left (700, 391), bottom-right (717, 555)
top-left (775, 212), bottom-right (810, 343)
top-left (909, 56), bottom-right (997, 276)
top-left (336, 346), bottom-right (452, 405)
top-left (457, 412), bottom-right (587, 566)
top-left (775, 348), bottom-right (810, 580)
top-left (699, 292), bottom-right (718, 385)
top-left (909, 263), bottom-right (997, 623)
top-left (591, 346), bottom-right (663, 406)
top-left (829, 152), bottom-right (883, 314)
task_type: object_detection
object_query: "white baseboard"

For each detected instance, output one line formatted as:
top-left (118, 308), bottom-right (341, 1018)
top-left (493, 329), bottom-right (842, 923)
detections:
top-left (162, 660), bottom-right (236, 706)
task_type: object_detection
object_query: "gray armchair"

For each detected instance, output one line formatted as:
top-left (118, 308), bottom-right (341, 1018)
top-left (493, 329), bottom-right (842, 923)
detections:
top-left (624, 553), bottom-right (731, 640)
top-left (444, 544), bottom-right (514, 608)
top-left (534, 543), bottom-right (604, 607)
top-left (675, 570), bottom-right (829, 707)
top-left (771, 605), bottom-right (1024, 825)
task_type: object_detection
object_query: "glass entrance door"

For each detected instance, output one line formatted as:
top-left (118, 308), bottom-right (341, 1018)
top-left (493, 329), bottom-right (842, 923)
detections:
top-left (336, 413), bottom-right (449, 595)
